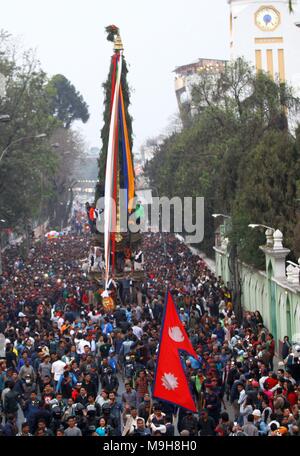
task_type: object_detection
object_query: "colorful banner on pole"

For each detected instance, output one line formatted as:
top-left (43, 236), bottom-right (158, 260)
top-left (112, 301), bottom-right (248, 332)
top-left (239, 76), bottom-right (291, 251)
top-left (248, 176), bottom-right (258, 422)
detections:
top-left (103, 42), bottom-right (135, 287)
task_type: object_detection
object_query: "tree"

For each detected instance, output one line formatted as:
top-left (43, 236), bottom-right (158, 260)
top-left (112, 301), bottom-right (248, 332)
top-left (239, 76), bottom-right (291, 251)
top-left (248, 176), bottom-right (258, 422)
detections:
top-left (231, 130), bottom-right (298, 267)
top-left (145, 58), bottom-right (300, 263)
top-left (0, 33), bottom-right (59, 230)
top-left (0, 32), bottom-right (88, 239)
top-left (47, 74), bottom-right (89, 129)
top-left (46, 128), bottom-right (86, 230)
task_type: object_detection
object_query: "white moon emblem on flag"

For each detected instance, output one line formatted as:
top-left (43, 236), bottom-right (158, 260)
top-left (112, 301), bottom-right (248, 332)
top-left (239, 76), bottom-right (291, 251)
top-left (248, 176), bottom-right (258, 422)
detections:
top-left (168, 326), bottom-right (184, 342)
top-left (162, 373), bottom-right (179, 391)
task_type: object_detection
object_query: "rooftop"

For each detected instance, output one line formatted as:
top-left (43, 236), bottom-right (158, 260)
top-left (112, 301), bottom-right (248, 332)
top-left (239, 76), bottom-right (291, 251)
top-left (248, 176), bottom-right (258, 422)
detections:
top-left (174, 58), bottom-right (227, 75)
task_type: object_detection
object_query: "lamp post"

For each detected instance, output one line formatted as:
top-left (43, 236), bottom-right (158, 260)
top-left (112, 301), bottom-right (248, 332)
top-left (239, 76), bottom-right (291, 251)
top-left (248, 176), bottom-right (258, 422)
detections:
top-left (248, 223), bottom-right (275, 231)
top-left (212, 213), bottom-right (231, 219)
top-left (0, 133), bottom-right (47, 165)
top-left (248, 224), bottom-right (276, 247)
top-left (0, 114), bottom-right (10, 123)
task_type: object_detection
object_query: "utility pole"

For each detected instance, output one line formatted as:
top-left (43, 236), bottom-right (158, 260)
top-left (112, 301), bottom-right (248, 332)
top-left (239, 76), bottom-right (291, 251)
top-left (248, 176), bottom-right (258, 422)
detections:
top-left (229, 241), bottom-right (243, 324)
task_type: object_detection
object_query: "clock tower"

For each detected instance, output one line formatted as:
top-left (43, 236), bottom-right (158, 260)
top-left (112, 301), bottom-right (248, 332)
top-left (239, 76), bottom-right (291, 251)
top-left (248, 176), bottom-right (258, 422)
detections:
top-left (228, 0), bottom-right (300, 88)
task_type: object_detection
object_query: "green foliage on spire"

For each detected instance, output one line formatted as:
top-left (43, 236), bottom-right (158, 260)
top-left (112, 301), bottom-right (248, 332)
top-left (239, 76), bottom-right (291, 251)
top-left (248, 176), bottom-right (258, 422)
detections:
top-left (96, 53), bottom-right (133, 201)
top-left (105, 25), bottom-right (120, 42)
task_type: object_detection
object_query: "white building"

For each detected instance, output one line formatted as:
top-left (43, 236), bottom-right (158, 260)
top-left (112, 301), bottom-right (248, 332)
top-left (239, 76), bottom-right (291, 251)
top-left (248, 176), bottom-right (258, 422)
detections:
top-left (228, 0), bottom-right (300, 89)
top-left (174, 59), bottom-right (227, 109)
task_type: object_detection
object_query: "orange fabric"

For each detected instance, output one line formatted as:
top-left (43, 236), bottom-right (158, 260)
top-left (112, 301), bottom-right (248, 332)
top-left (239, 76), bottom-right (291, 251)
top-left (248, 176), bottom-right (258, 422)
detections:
top-left (89, 207), bottom-right (95, 220)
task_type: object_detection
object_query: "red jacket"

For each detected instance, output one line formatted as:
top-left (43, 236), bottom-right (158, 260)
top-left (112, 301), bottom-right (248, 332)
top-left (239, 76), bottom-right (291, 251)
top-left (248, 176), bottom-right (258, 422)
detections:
top-left (268, 339), bottom-right (275, 357)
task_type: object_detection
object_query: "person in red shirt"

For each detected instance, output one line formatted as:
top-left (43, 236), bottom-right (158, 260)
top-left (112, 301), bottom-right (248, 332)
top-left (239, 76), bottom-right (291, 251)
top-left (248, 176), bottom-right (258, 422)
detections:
top-left (265, 372), bottom-right (278, 390)
top-left (82, 292), bottom-right (89, 306)
top-left (71, 383), bottom-right (82, 402)
top-left (262, 381), bottom-right (274, 403)
top-left (286, 384), bottom-right (298, 407)
top-left (135, 370), bottom-right (151, 406)
top-left (267, 334), bottom-right (275, 371)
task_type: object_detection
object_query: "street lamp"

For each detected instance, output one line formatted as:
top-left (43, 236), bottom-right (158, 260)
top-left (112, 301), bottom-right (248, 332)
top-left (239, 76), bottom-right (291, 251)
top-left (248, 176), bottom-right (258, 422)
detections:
top-left (248, 223), bottom-right (276, 247)
top-left (0, 114), bottom-right (10, 123)
top-left (0, 133), bottom-right (47, 165)
top-left (212, 213), bottom-right (231, 219)
top-left (248, 223), bottom-right (275, 231)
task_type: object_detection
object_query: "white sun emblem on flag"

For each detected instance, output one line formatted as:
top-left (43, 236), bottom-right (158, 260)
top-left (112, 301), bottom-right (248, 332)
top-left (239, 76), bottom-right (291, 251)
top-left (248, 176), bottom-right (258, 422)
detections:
top-left (168, 326), bottom-right (185, 342)
top-left (162, 373), bottom-right (179, 391)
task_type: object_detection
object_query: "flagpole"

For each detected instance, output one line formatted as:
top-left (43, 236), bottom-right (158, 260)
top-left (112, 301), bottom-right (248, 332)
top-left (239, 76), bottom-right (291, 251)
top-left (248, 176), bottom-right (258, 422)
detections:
top-left (104, 46), bottom-right (123, 289)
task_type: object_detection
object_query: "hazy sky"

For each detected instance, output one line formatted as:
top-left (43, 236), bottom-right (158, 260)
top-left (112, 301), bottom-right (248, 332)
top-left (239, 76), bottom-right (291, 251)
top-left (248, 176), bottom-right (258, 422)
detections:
top-left (1, 0), bottom-right (230, 153)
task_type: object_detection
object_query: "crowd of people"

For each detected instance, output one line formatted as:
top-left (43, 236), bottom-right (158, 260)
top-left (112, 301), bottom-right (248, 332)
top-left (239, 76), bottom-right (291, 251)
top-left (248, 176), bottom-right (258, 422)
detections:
top-left (0, 216), bottom-right (300, 437)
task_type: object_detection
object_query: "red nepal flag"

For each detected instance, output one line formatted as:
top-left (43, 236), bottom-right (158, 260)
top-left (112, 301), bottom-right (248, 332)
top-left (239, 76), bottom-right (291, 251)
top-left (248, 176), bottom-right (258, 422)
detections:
top-left (153, 291), bottom-right (198, 412)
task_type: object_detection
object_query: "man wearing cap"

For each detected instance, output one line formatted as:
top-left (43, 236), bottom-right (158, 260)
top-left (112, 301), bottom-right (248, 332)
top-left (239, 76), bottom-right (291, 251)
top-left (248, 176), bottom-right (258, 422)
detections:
top-left (179, 307), bottom-right (189, 325)
top-left (253, 409), bottom-right (268, 435)
top-left (101, 367), bottom-right (119, 394)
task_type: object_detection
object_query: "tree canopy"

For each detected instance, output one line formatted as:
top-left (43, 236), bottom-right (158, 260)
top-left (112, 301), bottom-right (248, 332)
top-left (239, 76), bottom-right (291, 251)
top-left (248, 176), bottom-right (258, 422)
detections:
top-left (0, 32), bottom-right (88, 236)
top-left (145, 58), bottom-right (300, 266)
top-left (47, 74), bottom-right (89, 129)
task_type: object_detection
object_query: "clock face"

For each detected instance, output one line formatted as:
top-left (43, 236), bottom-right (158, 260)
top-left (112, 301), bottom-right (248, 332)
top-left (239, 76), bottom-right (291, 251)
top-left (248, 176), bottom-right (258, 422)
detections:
top-left (255, 6), bottom-right (280, 31)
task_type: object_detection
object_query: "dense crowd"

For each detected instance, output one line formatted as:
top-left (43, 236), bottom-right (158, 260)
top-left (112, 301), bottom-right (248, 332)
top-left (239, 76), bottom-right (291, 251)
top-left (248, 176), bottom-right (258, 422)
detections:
top-left (0, 214), bottom-right (300, 437)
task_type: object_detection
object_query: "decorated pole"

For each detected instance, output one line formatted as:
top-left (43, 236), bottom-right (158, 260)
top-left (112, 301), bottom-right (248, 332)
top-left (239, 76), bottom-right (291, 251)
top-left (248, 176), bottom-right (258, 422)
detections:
top-left (88, 26), bottom-right (144, 311)
top-left (100, 26), bottom-right (136, 288)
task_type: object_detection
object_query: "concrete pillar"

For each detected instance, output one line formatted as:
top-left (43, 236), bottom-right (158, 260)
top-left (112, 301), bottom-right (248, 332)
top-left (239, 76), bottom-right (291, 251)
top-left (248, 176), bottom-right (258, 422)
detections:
top-left (260, 230), bottom-right (290, 279)
top-left (260, 230), bottom-right (290, 346)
